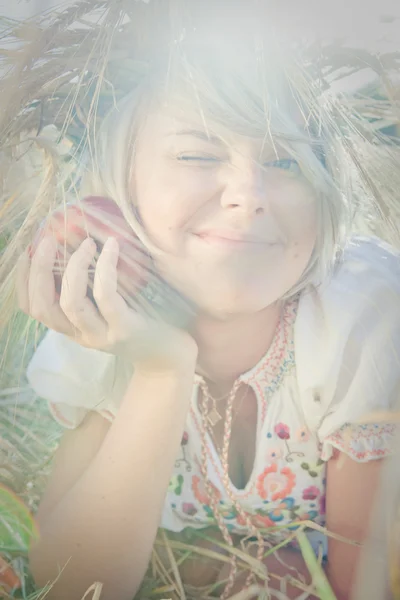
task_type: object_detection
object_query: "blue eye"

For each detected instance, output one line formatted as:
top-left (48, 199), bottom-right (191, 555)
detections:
top-left (265, 158), bottom-right (301, 175)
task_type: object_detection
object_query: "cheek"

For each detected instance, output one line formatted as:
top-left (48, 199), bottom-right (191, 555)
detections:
top-left (133, 172), bottom-right (185, 247)
top-left (272, 183), bottom-right (318, 242)
top-left (134, 167), bottom-right (218, 248)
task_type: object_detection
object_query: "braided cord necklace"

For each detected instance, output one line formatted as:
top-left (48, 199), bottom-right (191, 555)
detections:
top-left (199, 379), bottom-right (265, 599)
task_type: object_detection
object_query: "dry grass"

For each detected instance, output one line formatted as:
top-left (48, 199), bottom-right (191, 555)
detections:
top-left (1, 1), bottom-right (400, 599)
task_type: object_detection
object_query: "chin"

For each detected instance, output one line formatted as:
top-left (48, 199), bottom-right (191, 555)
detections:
top-left (193, 287), bottom-right (276, 320)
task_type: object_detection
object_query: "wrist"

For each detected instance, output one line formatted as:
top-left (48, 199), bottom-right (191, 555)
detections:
top-left (133, 338), bottom-right (198, 380)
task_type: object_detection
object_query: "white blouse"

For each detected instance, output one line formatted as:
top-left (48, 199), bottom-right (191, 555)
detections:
top-left (26, 236), bottom-right (400, 552)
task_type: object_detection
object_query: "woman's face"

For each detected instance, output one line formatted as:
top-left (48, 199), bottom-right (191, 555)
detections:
top-left (132, 109), bottom-right (318, 318)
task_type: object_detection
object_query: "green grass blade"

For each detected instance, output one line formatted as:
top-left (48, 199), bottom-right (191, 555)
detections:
top-left (296, 530), bottom-right (337, 600)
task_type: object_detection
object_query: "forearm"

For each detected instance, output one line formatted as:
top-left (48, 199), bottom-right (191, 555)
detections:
top-left (29, 365), bottom-right (195, 600)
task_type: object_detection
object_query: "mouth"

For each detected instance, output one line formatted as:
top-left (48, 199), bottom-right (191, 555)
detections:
top-left (193, 229), bottom-right (276, 247)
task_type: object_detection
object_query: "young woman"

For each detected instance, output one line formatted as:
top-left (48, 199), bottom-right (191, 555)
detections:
top-left (14, 3), bottom-right (400, 599)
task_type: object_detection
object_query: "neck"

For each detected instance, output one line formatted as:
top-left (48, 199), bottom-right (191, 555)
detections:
top-left (191, 302), bottom-right (283, 392)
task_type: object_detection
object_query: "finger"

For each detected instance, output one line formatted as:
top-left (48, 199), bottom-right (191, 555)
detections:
top-left (60, 237), bottom-right (107, 337)
top-left (93, 237), bottom-right (130, 327)
top-left (29, 237), bottom-right (58, 311)
top-left (29, 237), bottom-right (76, 335)
top-left (15, 248), bottom-right (31, 314)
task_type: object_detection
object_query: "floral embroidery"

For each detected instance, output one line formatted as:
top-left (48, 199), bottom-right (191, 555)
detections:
top-left (256, 464), bottom-right (296, 501)
top-left (248, 298), bottom-right (298, 422)
top-left (162, 293), bottom-right (382, 545)
top-left (296, 426), bottom-right (311, 443)
top-left (192, 474), bottom-right (221, 504)
top-left (175, 431), bottom-right (191, 472)
top-left (260, 299), bottom-right (298, 422)
top-left (219, 503), bottom-right (241, 521)
top-left (302, 486), bottom-right (320, 501)
top-left (267, 497), bottom-right (296, 522)
top-left (300, 459), bottom-right (325, 478)
top-left (272, 422), bottom-right (305, 462)
top-left (169, 474), bottom-right (184, 495)
top-left (198, 501), bottom-right (246, 524)
top-left (322, 422), bottom-right (397, 461)
top-left (252, 513), bottom-right (275, 529)
top-left (182, 502), bottom-right (198, 516)
top-left (275, 423), bottom-right (290, 439)
top-left (235, 509), bottom-right (275, 529)
top-left (203, 504), bottom-right (216, 520)
top-left (299, 510), bottom-right (319, 521)
top-left (266, 446), bottom-right (283, 461)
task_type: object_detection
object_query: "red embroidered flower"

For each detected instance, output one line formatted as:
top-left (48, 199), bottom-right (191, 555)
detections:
top-left (182, 502), bottom-right (198, 516)
top-left (181, 431), bottom-right (189, 446)
top-left (274, 423), bottom-right (290, 440)
top-left (302, 486), bottom-right (320, 501)
top-left (256, 464), bottom-right (296, 501)
top-left (192, 475), bottom-right (221, 505)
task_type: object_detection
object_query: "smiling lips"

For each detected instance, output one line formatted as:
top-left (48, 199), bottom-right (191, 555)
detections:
top-left (194, 229), bottom-right (273, 246)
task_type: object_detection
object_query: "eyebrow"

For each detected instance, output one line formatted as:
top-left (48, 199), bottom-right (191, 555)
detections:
top-left (166, 129), bottom-right (224, 145)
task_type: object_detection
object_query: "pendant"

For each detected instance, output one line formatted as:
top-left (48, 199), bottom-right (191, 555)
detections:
top-left (207, 406), bottom-right (222, 427)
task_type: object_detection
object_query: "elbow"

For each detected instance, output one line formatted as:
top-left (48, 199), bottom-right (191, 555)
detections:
top-left (28, 544), bottom-right (74, 600)
top-left (28, 543), bottom-right (54, 594)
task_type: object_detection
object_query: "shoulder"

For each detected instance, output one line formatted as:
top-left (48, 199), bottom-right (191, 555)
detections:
top-left (296, 235), bottom-right (400, 345)
top-left (325, 235), bottom-right (400, 302)
top-left (294, 236), bottom-right (400, 418)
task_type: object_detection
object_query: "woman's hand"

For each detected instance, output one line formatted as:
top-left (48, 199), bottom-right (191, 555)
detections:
top-left (16, 236), bottom-right (197, 373)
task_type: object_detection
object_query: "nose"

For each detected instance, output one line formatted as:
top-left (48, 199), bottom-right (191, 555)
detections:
top-left (220, 162), bottom-right (266, 216)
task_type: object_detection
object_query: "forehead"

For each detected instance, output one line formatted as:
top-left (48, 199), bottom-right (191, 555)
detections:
top-left (137, 103), bottom-right (309, 153)
top-left (140, 109), bottom-right (232, 142)
top-left (137, 110), bottom-right (265, 157)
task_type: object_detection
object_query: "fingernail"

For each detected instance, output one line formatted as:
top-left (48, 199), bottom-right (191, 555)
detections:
top-left (83, 237), bottom-right (96, 252)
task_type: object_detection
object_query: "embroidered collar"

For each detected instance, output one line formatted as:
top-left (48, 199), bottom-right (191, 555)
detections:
top-left (193, 295), bottom-right (299, 389)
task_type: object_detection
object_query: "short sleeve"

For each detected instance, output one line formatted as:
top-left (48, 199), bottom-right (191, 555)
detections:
top-left (295, 236), bottom-right (400, 462)
top-left (26, 330), bottom-right (133, 428)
